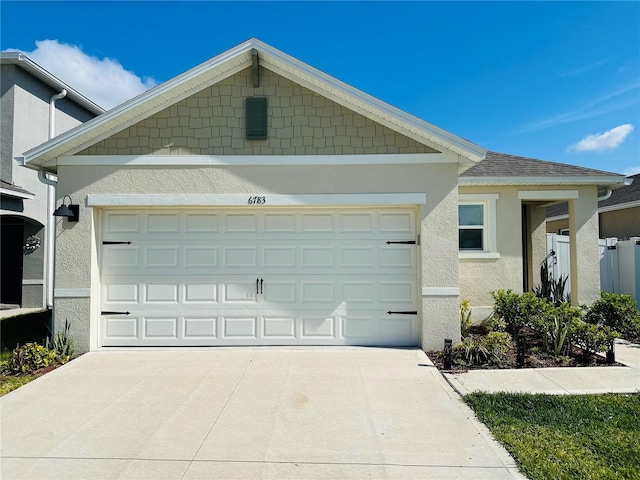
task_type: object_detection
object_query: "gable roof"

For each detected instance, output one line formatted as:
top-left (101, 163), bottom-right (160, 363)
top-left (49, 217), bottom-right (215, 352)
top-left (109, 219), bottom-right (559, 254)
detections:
top-left (459, 151), bottom-right (627, 186)
top-left (0, 52), bottom-right (105, 115)
top-left (22, 38), bottom-right (486, 171)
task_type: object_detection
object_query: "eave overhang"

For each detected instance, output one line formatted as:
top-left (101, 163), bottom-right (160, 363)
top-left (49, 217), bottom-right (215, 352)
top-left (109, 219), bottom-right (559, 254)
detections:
top-left (23, 38), bottom-right (485, 172)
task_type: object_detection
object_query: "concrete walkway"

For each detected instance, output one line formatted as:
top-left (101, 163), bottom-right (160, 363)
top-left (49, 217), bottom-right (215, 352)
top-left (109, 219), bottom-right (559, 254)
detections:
top-left (445, 339), bottom-right (640, 396)
top-left (1, 348), bottom-right (525, 480)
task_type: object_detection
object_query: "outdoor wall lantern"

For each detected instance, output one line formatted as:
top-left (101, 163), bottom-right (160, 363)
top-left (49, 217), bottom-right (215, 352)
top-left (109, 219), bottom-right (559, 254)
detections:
top-left (53, 195), bottom-right (79, 222)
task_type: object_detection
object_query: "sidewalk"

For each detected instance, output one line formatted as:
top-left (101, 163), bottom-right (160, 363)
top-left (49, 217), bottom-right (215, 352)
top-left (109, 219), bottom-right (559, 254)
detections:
top-left (444, 339), bottom-right (640, 396)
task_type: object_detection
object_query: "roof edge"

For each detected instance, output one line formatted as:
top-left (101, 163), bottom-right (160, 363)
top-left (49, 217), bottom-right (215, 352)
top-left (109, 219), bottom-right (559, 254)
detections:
top-left (1, 52), bottom-right (105, 115)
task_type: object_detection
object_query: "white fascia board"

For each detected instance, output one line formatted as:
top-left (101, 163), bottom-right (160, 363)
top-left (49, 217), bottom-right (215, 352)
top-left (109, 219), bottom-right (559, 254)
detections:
top-left (256, 44), bottom-right (486, 162)
top-left (460, 175), bottom-right (627, 186)
top-left (25, 38), bottom-right (485, 169)
top-left (25, 46), bottom-right (254, 168)
top-left (598, 200), bottom-right (640, 214)
top-left (58, 153), bottom-right (454, 167)
top-left (518, 190), bottom-right (579, 200)
top-left (0, 187), bottom-right (35, 199)
top-left (87, 193), bottom-right (427, 207)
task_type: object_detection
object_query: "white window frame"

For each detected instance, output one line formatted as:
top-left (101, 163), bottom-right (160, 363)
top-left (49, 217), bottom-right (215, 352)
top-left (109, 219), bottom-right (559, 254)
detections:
top-left (458, 194), bottom-right (499, 259)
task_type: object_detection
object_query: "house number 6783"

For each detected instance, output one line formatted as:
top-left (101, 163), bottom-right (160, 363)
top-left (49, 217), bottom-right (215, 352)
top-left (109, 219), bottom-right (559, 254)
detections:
top-left (248, 196), bottom-right (266, 205)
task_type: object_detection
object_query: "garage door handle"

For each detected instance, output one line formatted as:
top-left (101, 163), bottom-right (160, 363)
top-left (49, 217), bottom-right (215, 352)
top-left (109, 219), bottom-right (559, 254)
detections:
top-left (387, 311), bottom-right (418, 315)
top-left (101, 311), bottom-right (131, 315)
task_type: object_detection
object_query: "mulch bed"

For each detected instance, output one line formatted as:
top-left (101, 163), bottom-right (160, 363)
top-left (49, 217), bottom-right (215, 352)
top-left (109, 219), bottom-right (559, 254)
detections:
top-left (428, 327), bottom-right (625, 373)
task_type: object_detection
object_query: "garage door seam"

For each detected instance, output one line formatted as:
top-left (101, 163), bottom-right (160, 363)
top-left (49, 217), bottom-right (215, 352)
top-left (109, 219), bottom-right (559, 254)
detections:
top-left (179, 350), bottom-right (257, 480)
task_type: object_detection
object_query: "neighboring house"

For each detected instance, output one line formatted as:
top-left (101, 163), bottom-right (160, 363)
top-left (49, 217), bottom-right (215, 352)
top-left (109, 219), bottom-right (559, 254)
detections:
top-left (547, 173), bottom-right (639, 239)
top-left (21, 39), bottom-right (627, 352)
top-left (1, 53), bottom-right (104, 309)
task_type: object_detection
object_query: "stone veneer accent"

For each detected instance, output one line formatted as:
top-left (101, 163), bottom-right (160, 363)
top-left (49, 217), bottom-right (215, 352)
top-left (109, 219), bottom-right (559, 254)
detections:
top-left (80, 67), bottom-right (437, 156)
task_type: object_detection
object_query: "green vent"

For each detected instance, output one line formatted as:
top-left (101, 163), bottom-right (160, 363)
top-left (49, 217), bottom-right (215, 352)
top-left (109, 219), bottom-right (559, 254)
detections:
top-left (246, 97), bottom-right (267, 140)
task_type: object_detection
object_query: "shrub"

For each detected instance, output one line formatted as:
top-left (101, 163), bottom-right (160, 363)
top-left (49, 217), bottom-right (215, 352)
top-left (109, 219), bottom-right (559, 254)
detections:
top-left (453, 337), bottom-right (491, 366)
top-left (460, 300), bottom-right (473, 338)
top-left (546, 303), bottom-right (582, 356)
top-left (532, 261), bottom-right (570, 306)
top-left (48, 320), bottom-right (75, 361)
top-left (572, 322), bottom-right (618, 355)
top-left (491, 290), bottom-right (552, 335)
top-left (481, 331), bottom-right (513, 357)
top-left (480, 313), bottom-right (507, 333)
top-left (584, 292), bottom-right (640, 340)
top-left (1, 343), bottom-right (58, 375)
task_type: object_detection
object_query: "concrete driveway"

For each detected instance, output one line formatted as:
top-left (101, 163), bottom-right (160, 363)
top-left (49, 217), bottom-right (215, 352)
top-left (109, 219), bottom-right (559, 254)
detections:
top-left (1, 348), bottom-right (524, 479)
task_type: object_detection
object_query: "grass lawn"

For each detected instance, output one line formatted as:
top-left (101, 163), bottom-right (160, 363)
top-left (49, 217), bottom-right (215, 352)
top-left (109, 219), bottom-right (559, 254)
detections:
top-left (464, 392), bottom-right (640, 480)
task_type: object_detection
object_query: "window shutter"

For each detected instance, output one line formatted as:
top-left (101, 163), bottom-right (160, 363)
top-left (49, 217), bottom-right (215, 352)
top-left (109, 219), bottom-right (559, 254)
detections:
top-left (246, 97), bottom-right (267, 140)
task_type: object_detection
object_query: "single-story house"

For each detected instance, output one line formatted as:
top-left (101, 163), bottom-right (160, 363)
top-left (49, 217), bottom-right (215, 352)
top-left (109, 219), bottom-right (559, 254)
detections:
top-left (21, 39), bottom-right (628, 352)
top-left (547, 172), bottom-right (638, 239)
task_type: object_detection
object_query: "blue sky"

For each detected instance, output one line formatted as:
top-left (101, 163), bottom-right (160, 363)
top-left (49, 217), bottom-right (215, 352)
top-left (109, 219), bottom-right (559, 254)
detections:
top-left (2, 1), bottom-right (639, 175)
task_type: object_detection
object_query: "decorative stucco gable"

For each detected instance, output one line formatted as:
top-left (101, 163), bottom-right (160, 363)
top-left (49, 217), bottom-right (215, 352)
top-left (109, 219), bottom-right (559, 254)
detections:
top-left (79, 67), bottom-right (437, 157)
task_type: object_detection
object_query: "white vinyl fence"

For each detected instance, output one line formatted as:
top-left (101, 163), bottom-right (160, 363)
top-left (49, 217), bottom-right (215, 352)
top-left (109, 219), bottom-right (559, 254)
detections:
top-left (545, 234), bottom-right (640, 307)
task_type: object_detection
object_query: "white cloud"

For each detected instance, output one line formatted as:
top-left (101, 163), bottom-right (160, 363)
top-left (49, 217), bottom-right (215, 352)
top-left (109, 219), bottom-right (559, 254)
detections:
top-left (4, 40), bottom-right (157, 110)
top-left (567, 124), bottom-right (635, 153)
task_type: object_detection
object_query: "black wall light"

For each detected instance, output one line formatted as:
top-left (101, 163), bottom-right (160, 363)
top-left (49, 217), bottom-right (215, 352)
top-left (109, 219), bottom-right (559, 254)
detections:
top-left (53, 195), bottom-right (79, 222)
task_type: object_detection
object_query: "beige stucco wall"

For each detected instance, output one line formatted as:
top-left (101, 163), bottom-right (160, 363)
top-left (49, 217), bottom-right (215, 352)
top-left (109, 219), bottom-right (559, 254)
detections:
top-left (54, 162), bottom-right (460, 352)
top-left (79, 67), bottom-right (437, 157)
top-left (459, 185), bottom-right (601, 320)
top-left (458, 186), bottom-right (522, 320)
top-left (600, 207), bottom-right (640, 239)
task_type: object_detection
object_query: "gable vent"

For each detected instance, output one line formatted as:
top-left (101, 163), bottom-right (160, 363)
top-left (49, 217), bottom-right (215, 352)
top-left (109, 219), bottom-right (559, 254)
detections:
top-left (246, 97), bottom-right (267, 140)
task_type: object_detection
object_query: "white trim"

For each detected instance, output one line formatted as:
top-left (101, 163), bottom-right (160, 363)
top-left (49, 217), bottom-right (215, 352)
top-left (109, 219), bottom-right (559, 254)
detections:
top-left (458, 193), bottom-right (499, 254)
top-left (59, 153), bottom-right (454, 167)
top-left (459, 252), bottom-right (501, 259)
top-left (87, 193), bottom-right (427, 207)
top-left (0, 187), bottom-right (35, 199)
top-left (54, 288), bottom-right (91, 298)
top-left (24, 38), bottom-right (485, 168)
top-left (22, 279), bottom-right (44, 285)
top-left (422, 287), bottom-right (460, 296)
top-left (460, 176), bottom-right (626, 186)
top-left (599, 200), bottom-right (640, 214)
top-left (518, 190), bottom-right (579, 200)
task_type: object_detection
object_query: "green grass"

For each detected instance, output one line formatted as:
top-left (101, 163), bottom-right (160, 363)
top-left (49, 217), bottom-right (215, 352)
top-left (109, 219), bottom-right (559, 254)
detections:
top-left (0, 375), bottom-right (37, 396)
top-left (464, 392), bottom-right (640, 480)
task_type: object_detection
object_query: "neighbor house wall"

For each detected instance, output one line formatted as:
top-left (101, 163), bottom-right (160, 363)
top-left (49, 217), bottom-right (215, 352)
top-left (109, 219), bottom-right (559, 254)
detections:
top-left (1, 62), bottom-right (97, 307)
top-left (600, 207), bottom-right (640, 239)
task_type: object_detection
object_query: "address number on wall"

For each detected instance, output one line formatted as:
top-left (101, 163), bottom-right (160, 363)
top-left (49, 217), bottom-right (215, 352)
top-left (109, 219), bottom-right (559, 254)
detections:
top-left (248, 196), bottom-right (267, 205)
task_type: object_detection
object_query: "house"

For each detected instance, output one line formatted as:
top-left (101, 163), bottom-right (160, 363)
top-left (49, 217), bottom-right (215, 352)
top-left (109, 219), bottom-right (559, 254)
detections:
top-left (546, 172), bottom-right (639, 239)
top-left (1, 53), bottom-right (104, 310)
top-left (21, 39), bottom-right (628, 352)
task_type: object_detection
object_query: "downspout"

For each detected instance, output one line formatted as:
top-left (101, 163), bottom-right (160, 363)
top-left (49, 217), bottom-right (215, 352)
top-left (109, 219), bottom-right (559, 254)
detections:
top-left (597, 187), bottom-right (612, 202)
top-left (39, 89), bottom-right (66, 308)
top-left (49, 89), bottom-right (67, 139)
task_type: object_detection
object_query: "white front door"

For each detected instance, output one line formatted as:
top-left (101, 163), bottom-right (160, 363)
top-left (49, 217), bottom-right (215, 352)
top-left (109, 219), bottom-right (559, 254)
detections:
top-left (100, 208), bottom-right (419, 346)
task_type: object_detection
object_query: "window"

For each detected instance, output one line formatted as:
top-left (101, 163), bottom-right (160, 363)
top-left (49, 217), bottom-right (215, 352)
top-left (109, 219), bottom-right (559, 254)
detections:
top-left (458, 194), bottom-right (499, 258)
top-left (459, 204), bottom-right (484, 250)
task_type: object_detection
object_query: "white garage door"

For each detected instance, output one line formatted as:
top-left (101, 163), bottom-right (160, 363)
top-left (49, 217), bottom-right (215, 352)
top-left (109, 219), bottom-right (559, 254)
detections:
top-left (100, 208), bottom-right (419, 346)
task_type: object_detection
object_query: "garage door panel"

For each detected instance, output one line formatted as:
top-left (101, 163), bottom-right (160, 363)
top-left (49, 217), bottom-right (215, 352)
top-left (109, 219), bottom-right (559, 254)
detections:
top-left (101, 207), bottom-right (418, 347)
top-left (143, 316), bottom-right (178, 339)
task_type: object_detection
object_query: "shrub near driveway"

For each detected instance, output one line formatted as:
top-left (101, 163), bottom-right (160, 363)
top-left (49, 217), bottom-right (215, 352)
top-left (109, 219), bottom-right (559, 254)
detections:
top-left (464, 392), bottom-right (640, 480)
